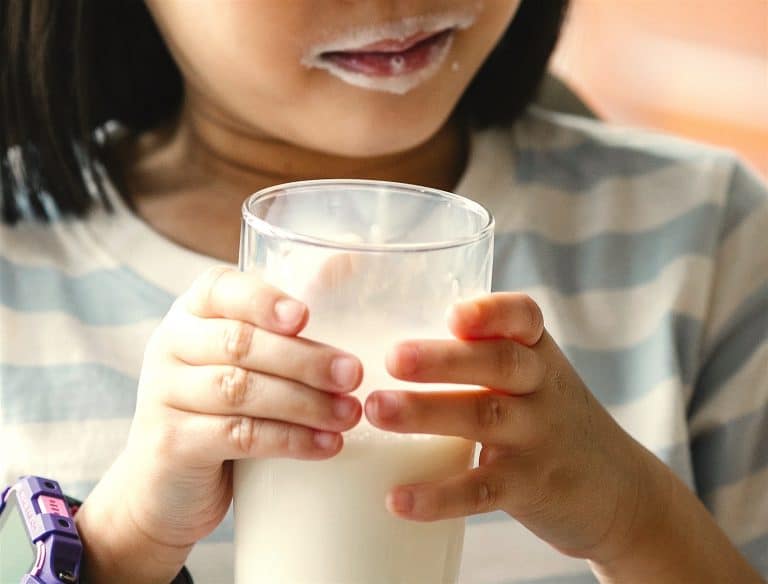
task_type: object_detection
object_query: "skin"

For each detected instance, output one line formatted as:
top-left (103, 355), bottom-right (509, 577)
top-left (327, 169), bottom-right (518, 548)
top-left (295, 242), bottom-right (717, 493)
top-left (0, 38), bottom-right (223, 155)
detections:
top-left (113, 0), bottom-right (513, 262)
top-left (74, 1), bottom-right (763, 583)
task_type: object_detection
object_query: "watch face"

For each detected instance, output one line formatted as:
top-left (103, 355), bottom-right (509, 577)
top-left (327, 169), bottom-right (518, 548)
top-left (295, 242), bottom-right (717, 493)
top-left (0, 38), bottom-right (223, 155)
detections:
top-left (0, 494), bottom-right (36, 581)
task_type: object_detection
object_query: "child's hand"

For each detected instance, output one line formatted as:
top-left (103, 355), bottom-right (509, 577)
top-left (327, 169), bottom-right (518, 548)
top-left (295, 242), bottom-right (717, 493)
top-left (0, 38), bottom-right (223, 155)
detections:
top-left (76, 267), bottom-right (363, 583)
top-left (365, 293), bottom-right (660, 565)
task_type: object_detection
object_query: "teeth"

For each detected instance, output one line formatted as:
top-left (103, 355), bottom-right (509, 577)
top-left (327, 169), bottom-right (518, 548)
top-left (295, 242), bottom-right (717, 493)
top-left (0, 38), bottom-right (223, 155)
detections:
top-left (307, 33), bottom-right (454, 95)
top-left (305, 10), bottom-right (477, 57)
top-left (301, 9), bottom-right (478, 95)
top-left (390, 55), bottom-right (406, 75)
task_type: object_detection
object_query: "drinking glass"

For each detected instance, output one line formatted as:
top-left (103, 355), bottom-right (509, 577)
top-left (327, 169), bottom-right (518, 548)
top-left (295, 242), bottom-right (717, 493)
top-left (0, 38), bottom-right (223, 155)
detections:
top-left (234, 179), bottom-right (494, 584)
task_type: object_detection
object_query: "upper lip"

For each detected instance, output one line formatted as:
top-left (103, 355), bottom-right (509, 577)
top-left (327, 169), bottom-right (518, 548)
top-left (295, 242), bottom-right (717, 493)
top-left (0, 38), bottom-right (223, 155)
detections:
top-left (336, 30), bottom-right (450, 54)
top-left (304, 10), bottom-right (477, 60)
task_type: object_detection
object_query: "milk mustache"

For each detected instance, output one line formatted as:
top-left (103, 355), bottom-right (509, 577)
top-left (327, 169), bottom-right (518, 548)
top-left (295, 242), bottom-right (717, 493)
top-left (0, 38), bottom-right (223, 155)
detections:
top-left (233, 320), bottom-right (477, 584)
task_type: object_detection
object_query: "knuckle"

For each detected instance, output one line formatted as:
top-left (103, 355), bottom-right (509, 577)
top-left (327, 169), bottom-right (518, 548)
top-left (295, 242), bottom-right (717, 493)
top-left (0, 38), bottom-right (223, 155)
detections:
top-left (223, 322), bottom-right (255, 363)
top-left (201, 265), bottom-right (232, 288)
top-left (271, 423), bottom-right (304, 455)
top-left (189, 266), bottom-right (231, 313)
top-left (217, 367), bottom-right (253, 408)
top-left (476, 395), bottom-right (508, 432)
top-left (479, 444), bottom-right (504, 466)
top-left (228, 416), bottom-right (259, 456)
top-left (473, 478), bottom-right (502, 512)
top-left (275, 424), bottom-right (292, 451)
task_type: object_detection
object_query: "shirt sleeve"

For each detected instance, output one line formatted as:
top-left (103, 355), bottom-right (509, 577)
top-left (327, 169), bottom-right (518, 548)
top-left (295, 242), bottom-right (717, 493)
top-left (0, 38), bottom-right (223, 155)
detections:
top-left (687, 158), bottom-right (768, 577)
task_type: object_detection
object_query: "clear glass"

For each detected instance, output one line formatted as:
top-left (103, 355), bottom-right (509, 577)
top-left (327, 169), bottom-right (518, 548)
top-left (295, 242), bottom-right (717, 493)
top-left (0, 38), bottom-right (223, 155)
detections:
top-left (234, 179), bottom-right (494, 584)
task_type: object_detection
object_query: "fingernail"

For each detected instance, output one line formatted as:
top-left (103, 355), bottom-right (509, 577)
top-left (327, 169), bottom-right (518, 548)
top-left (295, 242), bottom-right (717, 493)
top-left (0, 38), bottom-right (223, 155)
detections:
top-left (331, 356), bottom-right (361, 390)
top-left (388, 489), bottom-right (414, 514)
top-left (314, 431), bottom-right (339, 450)
top-left (333, 398), bottom-right (357, 420)
top-left (274, 299), bottom-right (305, 326)
top-left (372, 392), bottom-right (400, 421)
top-left (389, 344), bottom-right (419, 376)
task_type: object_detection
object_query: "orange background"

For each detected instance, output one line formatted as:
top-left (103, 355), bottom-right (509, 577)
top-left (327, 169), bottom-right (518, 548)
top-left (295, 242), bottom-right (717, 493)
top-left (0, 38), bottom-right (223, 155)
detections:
top-left (551, 0), bottom-right (768, 180)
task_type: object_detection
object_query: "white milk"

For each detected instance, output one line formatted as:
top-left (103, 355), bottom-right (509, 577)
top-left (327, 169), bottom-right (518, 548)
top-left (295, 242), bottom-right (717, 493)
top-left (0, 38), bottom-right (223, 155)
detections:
top-left (234, 432), bottom-right (474, 584)
top-left (234, 321), bottom-right (478, 584)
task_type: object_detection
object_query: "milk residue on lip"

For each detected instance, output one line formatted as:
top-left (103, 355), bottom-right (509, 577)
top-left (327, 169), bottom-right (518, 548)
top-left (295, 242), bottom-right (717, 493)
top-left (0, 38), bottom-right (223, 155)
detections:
top-left (302, 10), bottom-right (478, 95)
top-left (307, 11), bottom-right (477, 55)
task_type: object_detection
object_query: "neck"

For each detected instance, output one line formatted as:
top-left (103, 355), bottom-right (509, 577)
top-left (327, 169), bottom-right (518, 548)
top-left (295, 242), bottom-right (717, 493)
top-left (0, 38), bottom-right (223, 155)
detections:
top-left (113, 96), bottom-right (469, 261)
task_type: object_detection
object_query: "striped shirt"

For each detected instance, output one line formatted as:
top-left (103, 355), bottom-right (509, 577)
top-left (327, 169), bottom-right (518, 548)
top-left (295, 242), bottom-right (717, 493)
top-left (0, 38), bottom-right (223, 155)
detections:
top-left (1, 108), bottom-right (766, 583)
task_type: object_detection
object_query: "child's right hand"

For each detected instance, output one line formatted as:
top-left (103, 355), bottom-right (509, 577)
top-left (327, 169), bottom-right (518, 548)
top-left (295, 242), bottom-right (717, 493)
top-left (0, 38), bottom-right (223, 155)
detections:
top-left (75, 266), bottom-right (363, 583)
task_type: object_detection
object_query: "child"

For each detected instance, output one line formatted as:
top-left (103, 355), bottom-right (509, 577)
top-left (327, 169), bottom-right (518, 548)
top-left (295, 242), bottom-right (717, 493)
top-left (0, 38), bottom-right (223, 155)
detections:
top-left (1, 1), bottom-right (765, 582)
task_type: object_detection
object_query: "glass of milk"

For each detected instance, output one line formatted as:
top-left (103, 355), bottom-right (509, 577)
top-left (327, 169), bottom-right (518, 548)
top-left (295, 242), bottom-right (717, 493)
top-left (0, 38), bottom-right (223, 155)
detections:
top-left (236, 179), bottom-right (494, 584)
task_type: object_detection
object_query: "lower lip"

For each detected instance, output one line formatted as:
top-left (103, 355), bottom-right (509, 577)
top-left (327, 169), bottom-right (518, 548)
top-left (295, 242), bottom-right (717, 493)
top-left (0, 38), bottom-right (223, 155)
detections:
top-left (320, 29), bottom-right (454, 78)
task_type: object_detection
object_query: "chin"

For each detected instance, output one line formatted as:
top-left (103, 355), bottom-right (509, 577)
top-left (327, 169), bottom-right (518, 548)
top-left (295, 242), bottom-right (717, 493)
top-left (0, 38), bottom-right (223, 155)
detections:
top-left (303, 110), bottom-right (452, 159)
top-left (320, 132), bottom-right (435, 159)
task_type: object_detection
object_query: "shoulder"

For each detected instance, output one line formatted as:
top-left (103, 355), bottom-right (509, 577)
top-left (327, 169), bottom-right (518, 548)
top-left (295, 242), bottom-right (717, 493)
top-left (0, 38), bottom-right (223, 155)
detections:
top-left (471, 108), bottom-right (767, 241)
top-left (0, 157), bottom-right (120, 275)
top-left (512, 108), bottom-right (766, 206)
top-left (0, 218), bottom-right (100, 274)
top-left (515, 107), bottom-right (733, 167)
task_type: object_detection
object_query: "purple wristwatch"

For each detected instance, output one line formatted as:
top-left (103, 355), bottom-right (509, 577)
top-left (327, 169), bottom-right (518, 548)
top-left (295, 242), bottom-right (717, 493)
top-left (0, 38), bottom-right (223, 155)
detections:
top-left (0, 476), bottom-right (83, 584)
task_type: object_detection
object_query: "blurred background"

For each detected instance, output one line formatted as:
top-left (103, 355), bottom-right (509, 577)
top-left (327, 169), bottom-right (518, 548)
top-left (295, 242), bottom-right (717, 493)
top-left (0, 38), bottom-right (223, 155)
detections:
top-left (548, 0), bottom-right (768, 180)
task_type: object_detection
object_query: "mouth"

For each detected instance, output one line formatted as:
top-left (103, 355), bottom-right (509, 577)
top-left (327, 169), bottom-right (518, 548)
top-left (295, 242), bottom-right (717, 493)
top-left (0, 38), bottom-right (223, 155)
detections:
top-left (321, 29), bottom-right (455, 78)
top-left (303, 12), bottom-right (477, 95)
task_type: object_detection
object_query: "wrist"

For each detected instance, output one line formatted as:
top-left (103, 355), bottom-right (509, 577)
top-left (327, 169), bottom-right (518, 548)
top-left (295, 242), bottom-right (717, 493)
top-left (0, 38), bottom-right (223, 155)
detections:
top-left (74, 458), bottom-right (192, 584)
top-left (587, 449), bottom-right (680, 581)
top-left (588, 449), bottom-right (763, 584)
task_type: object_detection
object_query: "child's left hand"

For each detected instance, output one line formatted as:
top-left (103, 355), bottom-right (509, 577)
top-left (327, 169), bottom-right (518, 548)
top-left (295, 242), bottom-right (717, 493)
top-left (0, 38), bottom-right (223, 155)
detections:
top-left (364, 292), bottom-right (663, 565)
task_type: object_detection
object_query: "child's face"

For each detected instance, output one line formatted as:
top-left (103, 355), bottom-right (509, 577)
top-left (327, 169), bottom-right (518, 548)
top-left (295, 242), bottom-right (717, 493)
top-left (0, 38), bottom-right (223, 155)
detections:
top-left (146, 1), bottom-right (522, 157)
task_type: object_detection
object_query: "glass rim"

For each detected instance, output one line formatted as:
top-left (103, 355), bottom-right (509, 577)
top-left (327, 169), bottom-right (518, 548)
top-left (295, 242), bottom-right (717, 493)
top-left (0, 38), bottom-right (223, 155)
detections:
top-left (241, 179), bottom-right (494, 253)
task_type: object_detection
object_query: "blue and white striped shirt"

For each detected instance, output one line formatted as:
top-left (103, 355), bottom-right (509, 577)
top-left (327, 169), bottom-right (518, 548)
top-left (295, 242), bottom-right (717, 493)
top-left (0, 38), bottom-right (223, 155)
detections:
top-left (1, 109), bottom-right (766, 582)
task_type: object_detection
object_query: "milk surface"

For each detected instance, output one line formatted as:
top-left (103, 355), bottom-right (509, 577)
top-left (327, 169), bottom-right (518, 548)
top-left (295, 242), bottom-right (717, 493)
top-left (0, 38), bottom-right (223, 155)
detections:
top-left (234, 320), bottom-right (478, 584)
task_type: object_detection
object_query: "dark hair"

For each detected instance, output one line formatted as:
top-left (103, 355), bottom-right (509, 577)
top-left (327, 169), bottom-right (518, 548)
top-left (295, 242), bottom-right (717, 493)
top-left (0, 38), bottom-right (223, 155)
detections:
top-left (0, 0), bottom-right (569, 224)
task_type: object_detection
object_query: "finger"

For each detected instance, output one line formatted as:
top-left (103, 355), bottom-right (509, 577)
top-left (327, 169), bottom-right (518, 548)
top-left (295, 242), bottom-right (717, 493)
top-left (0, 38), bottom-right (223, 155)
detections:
top-left (386, 338), bottom-right (545, 393)
top-left (162, 365), bottom-right (362, 432)
top-left (365, 390), bottom-right (539, 446)
top-left (164, 411), bottom-right (344, 464)
top-left (448, 293), bottom-right (544, 346)
top-left (179, 266), bottom-right (308, 336)
top-left (386, 466), bottom-right (505, 521)
top-left (169, 316), bottom-right (363, 393)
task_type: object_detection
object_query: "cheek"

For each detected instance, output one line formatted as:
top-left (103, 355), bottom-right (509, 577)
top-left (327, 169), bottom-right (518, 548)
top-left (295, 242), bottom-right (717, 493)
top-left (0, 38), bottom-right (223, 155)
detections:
top-left (151, 1), bottom-right (311, 107)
